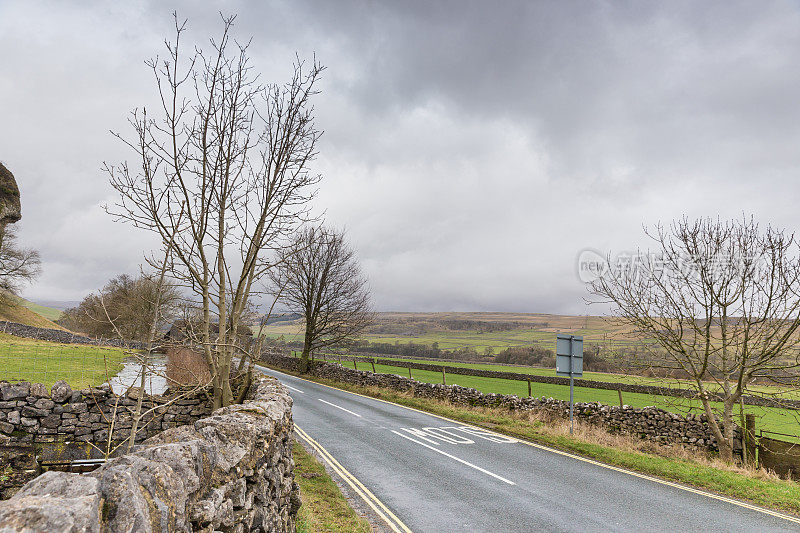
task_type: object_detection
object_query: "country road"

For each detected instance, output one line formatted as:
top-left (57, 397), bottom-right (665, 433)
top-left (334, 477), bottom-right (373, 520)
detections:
top-left (255, 364), bottom-right (799, 533)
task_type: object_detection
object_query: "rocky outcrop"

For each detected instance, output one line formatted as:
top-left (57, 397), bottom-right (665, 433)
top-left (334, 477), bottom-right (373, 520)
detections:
top-left (0, 472), bottom-right (103, 531)
top-left (0, 375), bottom-right (299, 532)
top-left (0, 163), bottom-right (21, 228)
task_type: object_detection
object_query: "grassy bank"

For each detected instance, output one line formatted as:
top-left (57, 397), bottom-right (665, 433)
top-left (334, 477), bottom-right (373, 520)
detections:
top-left (273, 366), bottom-right (800, 518)
top-left (293, 441), bottom-right (372, 533)
top-left (0, 332), bottom-right (126, 388)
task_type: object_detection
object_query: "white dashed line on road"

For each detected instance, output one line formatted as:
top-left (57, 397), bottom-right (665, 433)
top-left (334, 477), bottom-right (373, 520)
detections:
top-left (319, 399), bottom-right (362, 417)
top-left (282, 383), bottom-right (305, 394)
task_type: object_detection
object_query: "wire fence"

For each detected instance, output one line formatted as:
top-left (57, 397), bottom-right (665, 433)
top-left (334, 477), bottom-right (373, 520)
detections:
top-left (0, 341), bottom-right (129, 390)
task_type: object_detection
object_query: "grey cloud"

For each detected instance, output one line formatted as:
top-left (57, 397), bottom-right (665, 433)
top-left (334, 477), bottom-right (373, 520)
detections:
top-left (2, 0), bottom-right (800, 314)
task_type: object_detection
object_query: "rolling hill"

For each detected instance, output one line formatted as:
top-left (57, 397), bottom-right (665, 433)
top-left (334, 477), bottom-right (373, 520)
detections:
top-left (0, 292), bottom-right (68, 330)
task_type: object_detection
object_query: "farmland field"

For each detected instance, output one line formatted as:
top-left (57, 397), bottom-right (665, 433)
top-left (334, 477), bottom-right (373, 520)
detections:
top-left (259, 312), bottom-right (640, 352)
top-left (0, 332), bottom-right (126, 389)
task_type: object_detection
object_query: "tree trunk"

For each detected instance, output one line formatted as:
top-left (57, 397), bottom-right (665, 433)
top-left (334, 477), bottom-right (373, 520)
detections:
top-left (220, 355), bottom-right (233, 406)
top-left (700, 393), bottom-right (733, 462)
top-left (721, 397), bottom-right (738, 463)
top-left (299, 329), bottom-right (313, 373)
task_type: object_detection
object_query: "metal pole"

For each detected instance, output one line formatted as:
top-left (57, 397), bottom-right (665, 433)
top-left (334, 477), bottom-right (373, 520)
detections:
top-left (569, 336), bottom-right (574, 435)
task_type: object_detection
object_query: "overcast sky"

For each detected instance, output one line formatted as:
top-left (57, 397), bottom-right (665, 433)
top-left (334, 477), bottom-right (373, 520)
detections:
top-left (2, 0), bottom-right (800, 314)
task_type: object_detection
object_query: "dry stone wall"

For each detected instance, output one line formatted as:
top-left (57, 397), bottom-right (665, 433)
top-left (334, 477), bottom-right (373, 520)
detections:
top-left (0, 375), bottom-right (300, 532)
top-left (0, 320), bottom-right (146, 349)
top-left (0, 379), bottom-right (212, 445)
top-left (264, 354), bottom-right (738, 453)
top-left (0, 379), bottom-right (213, 497)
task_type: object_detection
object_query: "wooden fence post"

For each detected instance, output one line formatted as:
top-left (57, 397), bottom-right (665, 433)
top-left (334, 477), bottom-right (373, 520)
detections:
top-left (408, 367), bottom-right (412, 379)
top-left (745, 413), bottom-right (756, 466)
top-left (527, 380), bottom-right (531, 397)
top-left (353, 359), bottom-right (358, 370)
top-left (371, 359), bottom-right (376, 373)
top-left (442, 368), bottom-right (446, 385)
top-left (618, 390), bottom-right (624, 407)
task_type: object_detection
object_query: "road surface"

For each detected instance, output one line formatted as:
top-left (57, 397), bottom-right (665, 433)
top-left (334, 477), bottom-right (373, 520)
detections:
top-left (256, 364), bottom-right (799, 532)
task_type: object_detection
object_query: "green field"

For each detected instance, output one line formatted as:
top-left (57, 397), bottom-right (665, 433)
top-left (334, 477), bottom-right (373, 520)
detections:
top-left (337, 354), bottom-right (800, 400)
top-left (0, 332), bottom-right (126, 389)
top-left (310, 355), bottom-right (800, 441)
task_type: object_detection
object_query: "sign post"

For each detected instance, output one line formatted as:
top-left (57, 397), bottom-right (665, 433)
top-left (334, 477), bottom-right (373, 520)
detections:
top-left (556, 334), bottom-right (583, 435)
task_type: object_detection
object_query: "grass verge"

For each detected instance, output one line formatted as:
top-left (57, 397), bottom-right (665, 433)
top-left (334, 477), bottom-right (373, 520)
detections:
top-left (273, 366), bottom-right (800, 518)
top-left (293, 441), bottom-right (372, 533)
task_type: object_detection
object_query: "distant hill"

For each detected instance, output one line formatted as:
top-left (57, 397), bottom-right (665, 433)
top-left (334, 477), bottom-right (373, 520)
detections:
top-left (29, 300), bottom-right (80, 312)
top-left (0, 292), bottom-right (69, 330)
top-left (17, 297), bottom-right (63, 321)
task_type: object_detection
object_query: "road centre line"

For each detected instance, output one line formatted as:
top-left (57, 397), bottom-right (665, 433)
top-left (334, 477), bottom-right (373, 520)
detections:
top-left (318, 398), bottom-right (362, 417)
top-left (295, 425), bottom-right (412, 533)
top-left (391, 430), bottom-right (516, 485)
top-left (282, 383), bottom-right (305, 393)
top-left (262, 366), bottom-right (800, 525)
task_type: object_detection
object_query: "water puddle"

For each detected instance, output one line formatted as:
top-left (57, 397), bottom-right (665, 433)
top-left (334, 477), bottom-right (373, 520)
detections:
top-left (109, 354), bottom-right (168, 395)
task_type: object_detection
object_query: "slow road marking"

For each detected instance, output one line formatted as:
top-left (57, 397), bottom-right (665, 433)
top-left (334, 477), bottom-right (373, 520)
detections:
top-left (397, 426), bottom-right (519, 445)
top-left (391, 430), bottom-right (516, 485)
top-left (318, 398), bottom-right (362, 417)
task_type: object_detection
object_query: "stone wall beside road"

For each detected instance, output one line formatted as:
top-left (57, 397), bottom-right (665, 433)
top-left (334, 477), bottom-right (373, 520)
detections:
top-left (0, 375), bottom-right (300, 532)
top-left (0, 379), bottom-right (213, 497)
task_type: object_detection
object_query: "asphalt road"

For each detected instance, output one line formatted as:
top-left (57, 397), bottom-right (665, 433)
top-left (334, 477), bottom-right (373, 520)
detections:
top-left (256, 364), bottom-right (800, 533)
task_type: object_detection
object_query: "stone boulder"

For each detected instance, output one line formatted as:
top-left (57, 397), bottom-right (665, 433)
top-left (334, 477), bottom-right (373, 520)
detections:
top-left (50, 380), bottom-right (72, 403)
top-left (0, 381), bottom-right (30, 401)
top-left (0, 471), bottom-right (102, 533)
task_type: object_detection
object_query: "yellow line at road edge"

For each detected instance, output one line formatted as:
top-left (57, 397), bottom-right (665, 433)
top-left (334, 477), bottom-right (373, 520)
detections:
top-left (294, 425), bottom-right (413, 533)
top-left (273, 367), bottom-right (800, 526)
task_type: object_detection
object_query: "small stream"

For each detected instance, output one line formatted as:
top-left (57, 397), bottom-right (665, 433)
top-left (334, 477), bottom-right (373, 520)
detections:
top-left (109, 354), bottom-right (169, 395)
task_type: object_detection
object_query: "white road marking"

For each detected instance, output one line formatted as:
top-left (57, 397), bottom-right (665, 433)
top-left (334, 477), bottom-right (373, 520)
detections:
top-left (399, 428), bottom-right (443, 445)
top-left (318, 399), bottom-right (362, 417)
top-left (391, 430), bottom-right (516, 485)
top-left (421, 427), bottom-right (475, 444)
top-left (282, 383), bottom-right (305, 394)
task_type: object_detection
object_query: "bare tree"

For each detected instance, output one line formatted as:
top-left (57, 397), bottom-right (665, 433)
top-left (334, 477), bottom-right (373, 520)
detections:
top-left (590, 216), bottom-right (800, 461)
top-left (59, 273), bottom-right (180, 341)
top-left (271, 226), bottom-right (373, 371)
top-left (106, 14), bottom-right (323, 407)
top-left (0, 226), bottom-right (41, 296)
